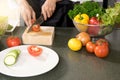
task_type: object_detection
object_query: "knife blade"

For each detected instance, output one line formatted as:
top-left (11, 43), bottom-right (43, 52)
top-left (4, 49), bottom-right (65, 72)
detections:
top-left (27, 14), bottom-right (44, 33)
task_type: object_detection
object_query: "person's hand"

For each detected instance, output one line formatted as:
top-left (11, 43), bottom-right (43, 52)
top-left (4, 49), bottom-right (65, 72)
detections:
top-left (41, 0), bottom-right (57, 21)
top-left (16, 0), bottom-right (36, 27)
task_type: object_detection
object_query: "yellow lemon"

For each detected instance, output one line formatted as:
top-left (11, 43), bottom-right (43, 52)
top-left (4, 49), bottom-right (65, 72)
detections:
top-left (68, 38), bottom-right (82, 51)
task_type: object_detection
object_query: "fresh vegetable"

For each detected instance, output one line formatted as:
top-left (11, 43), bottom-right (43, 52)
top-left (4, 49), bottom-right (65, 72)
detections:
top-left (101, 2), bottom-right (120, 26)
top-left (96, 38), bottom-right (109, 46)
top-left (6, 36), bottom-right (21, 47)
top-left (86, 41), bottom-right (96, 53)
top-left (32, 24), bottom-right (40, 32)
top-left (76, 32), bottom-right (90, 46)
top-left (0, 24), bottom-right (7, 36)
top-left (67, 31), bottom-right (110, 58)
top-left (85, 38), bottom-right (110, 58)
top-left (7, 24), bottom-right (13, 30)
top-left (88, 17), bottom-right (101, 35)
top-left (31, 19), bottom-right (41, 32)
top-left (94, 45), bottom-right (109, 58)
top-left (0, 28), bottom-right (6, 36)
top-left (0, 16), bottom-right (8, 36)
top-left (68, 38), bottom-right (82, 51)
top-left (68, 1), bottom-right (120, 27)
top-left (27, 45), bottom-right (43, 56)
top-left (73, 14), bottom-right (89, 32)
top-left (4, 49), bottom-right (21, 66)
top-left (89, 17), bottom-right (101, 25)
top-left (68, 1), bottom-right (104, 19)
top-left (74, 13), bottom-right (89, 24)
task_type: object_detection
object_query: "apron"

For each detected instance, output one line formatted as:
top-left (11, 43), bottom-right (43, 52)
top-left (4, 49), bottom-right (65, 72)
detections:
top-left (27, 0), bottom-right (74, 27)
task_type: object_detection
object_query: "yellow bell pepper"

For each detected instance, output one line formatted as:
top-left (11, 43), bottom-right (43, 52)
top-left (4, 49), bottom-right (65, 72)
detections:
top-left (74, 13), bottom-right (89, 24)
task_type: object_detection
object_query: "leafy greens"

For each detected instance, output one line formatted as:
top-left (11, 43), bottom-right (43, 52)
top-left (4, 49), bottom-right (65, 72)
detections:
top-left (68, 1), bottom-right (120, 26)
top-left (68, 1), bottom-right (104, 19)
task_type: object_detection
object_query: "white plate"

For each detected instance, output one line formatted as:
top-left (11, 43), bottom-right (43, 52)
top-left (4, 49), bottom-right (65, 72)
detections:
top-left (0, 45), bottom-right (59, 77)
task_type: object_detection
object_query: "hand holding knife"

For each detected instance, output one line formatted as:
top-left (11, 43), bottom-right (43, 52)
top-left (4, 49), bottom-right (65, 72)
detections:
top-left (27, 14), bottom-right (44, 33)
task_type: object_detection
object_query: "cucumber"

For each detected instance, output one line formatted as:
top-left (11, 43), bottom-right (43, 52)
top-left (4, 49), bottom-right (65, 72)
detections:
top-left (4, 49), bottom-right (21, 66)
top-left (4, 55), bottom-right (16, 66)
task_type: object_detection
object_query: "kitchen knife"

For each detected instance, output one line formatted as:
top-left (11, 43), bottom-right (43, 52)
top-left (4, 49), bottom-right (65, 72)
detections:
top-left (27, 14), bottom-right (44, 33)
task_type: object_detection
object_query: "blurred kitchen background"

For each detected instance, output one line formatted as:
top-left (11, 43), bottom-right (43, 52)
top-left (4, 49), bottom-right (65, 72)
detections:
top-left (0, 0), bottom-right (23, 26)
top-left (0, 0), bottom-right (117, 27)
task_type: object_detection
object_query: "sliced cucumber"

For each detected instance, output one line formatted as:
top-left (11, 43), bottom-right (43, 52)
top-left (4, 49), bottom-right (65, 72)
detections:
top-left (4, 49), bottom-right (21, 66)
top-left (6, 49), bottom-right (21, 57)
top-left (4, 55), bottom-right (16, 66)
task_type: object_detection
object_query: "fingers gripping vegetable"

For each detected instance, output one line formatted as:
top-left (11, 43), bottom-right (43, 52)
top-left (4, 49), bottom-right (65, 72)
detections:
top-left (74, 14), bottom-right (89, 24)
top-left (4, 49), bottom-right (21, 66)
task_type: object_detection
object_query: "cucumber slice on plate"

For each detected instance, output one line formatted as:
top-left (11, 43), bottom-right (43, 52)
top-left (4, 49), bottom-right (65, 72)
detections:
top-left (6, 49), bottom-right (21, 57)
top-left (4, 55), bottom-right (16, 66)
top-left (4, 49), bottom-right (21, 66)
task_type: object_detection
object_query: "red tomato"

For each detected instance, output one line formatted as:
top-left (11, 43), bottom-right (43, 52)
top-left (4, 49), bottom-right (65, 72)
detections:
top-left (6, 36), bottom-right (21, 47)
top-left (89, 17), bottom-right (101, 25)
top-left (27, 45), bottom-right (43, 56)
top-left (96, 38), bottom-right (109, 46)
top-left (88, 17), bottom-right (101, 35)
top-left (76, 32), bottom-right (91, 46)
top-left (94, 45), bottom-right (109, 58)
top-left (86, 41), bottom-right (96, 53)
top-left (30, 19), bottom-right (41, 32)
top-left (32, 24), bottom-right (41, 32)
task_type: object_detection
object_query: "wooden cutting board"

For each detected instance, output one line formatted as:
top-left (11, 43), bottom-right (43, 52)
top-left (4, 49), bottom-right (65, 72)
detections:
top-left (22, 26), bottom-right (55, 45)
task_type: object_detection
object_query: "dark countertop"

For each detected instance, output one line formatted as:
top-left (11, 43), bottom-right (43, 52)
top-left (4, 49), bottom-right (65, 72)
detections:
top-left (0, 27), bottom-right (120, 80)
